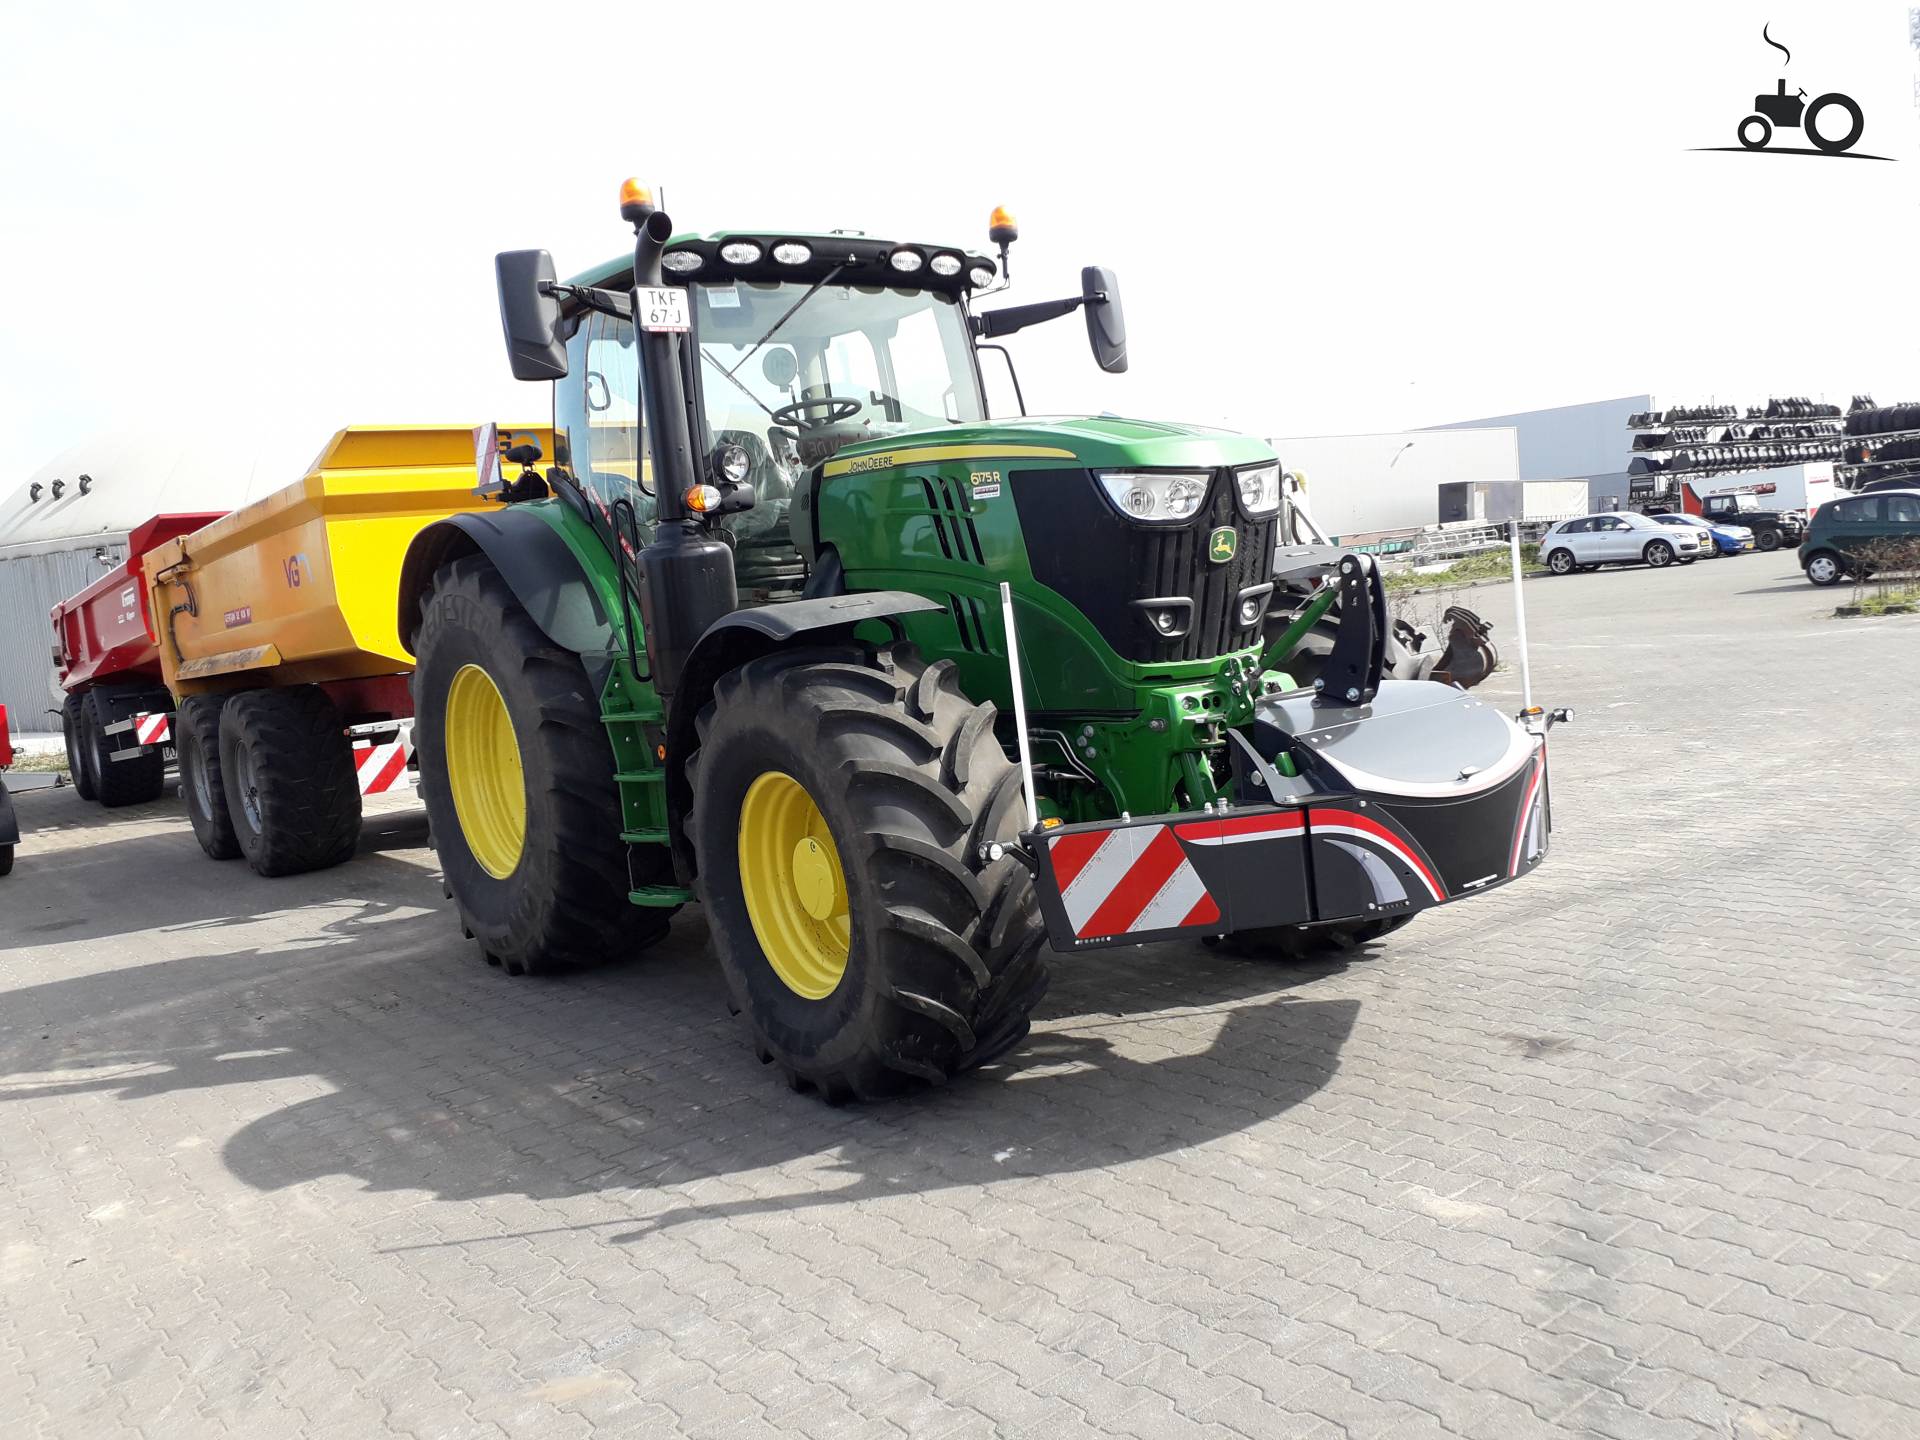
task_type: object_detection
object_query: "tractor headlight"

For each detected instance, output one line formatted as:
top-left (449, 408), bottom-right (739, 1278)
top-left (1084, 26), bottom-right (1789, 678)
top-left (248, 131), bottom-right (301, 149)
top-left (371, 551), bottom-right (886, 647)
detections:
top-left (719, 241), bottom-right (763, 265)
top-left (771, 241), bottom-right (812, 265)
top-left (1096, 470), bottom-right (1210, 523)
top-left (968, 264), bottom-right (995, 288)
top-left (714, 443), bottom-right (752, 485)
top-left (889, 248), bottom-right (924, 273)
top-left (1235, 463), bottom-right (1281, 516)
top-left (930, 253), bottom-right (963, 276)
top-left (662, 250), bottom-right (704, 274)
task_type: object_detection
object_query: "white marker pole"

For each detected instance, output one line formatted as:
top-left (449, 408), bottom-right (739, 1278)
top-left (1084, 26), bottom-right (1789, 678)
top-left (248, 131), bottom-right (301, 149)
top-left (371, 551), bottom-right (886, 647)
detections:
top-left (999, 581), bottom-right (1041, 831)
top-left (1509, 523), bottom-right (1534, 713)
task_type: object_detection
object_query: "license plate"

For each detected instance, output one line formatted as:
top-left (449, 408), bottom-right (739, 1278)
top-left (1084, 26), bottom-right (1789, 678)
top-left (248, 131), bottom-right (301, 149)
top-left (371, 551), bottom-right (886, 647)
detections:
top-left (636, 287), bottom-right (690, 333)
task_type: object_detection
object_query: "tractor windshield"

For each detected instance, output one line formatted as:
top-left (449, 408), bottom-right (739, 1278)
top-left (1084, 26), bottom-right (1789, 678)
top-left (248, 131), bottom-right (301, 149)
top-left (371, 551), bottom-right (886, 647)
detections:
top-left (692, 280), bottom-right (983, 460)
top-left (690, 279), bottom-right (985, 601)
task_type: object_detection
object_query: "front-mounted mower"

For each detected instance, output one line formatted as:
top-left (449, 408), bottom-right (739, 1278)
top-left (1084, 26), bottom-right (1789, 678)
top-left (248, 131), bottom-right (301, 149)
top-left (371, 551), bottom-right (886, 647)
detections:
top-left (395, 180), bottom-right (1568, 1102)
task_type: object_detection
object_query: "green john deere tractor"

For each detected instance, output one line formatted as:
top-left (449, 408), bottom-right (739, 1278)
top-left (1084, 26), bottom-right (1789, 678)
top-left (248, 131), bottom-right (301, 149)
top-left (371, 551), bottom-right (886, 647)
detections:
top-left (397, 181), bottom-right (1563, 1102)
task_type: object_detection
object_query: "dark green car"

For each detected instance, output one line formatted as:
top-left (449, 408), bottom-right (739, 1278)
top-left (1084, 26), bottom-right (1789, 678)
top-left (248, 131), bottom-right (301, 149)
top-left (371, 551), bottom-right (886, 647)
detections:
top-left (1799, 488), bottom-right (1920, 586)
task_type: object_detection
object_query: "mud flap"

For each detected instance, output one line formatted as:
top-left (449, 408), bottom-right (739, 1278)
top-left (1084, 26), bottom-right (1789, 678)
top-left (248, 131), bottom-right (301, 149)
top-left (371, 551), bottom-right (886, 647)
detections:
top-left (1030, 748), bottom-right (1549, 952)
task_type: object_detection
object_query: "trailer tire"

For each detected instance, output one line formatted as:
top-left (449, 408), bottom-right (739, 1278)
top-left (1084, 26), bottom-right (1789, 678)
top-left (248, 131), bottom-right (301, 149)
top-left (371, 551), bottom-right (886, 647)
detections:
top-left (0, 844), bottom-right (12, 877)
top-left (83, 689), bottom-right (166, 808)
top-left (411, 554), bottom-right (667, 975)
top-left (178, 695), bottom-right (241, 860)
top-left (63, 694), bottom-right (95, 802)
top-left (687, 643), bottom-right (1049, 1103)
top-left (219, 687), bottom-right (362, 877)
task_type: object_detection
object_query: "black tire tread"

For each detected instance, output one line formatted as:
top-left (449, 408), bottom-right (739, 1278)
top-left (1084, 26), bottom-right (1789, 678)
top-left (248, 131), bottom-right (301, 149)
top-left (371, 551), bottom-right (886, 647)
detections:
top-left (178, 694), bottom-right (241, 861)
top-left (220, 687), bottom-right (362, 877)
top-left (63, 694), bottom-right (96, 802)
top-left (412, 554), bottom-right (669, 975)
top-left (83, 688), bottom-right (166, 808)
top-left (689, 643), bottom-right (1049, 1101)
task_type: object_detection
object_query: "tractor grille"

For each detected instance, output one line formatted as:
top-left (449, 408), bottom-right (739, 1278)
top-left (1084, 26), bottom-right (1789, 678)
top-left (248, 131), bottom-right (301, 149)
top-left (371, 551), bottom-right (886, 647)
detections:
top-left (1011, 469), bottom-right (1278, 665)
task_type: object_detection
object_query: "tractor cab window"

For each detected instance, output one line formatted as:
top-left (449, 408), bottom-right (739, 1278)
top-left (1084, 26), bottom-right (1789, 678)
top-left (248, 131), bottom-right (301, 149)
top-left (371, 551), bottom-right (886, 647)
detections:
top-left (689, 279), bottom-right (985, 600)
top-left (554, 309), bottom-right (653, 540)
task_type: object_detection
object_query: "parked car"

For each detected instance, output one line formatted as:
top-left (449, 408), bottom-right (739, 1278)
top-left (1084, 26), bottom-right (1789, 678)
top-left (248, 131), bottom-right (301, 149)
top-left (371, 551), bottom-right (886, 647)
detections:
top-left (1540, 512), bottom-right (1703, 575)
top-left (1651, 511), bottom-right (1755, 557)
top-left (1798, 488), bottom-right (1920, 586)
top-left (1698, 493), bottom-right (1806, 551)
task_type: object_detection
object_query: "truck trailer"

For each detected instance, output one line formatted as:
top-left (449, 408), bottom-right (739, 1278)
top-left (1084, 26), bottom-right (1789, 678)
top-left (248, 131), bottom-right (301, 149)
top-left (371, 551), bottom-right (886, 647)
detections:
top-left (142, 424), bottom-right (544, 875)
top-left (51, 512), bottom-right (225, 807)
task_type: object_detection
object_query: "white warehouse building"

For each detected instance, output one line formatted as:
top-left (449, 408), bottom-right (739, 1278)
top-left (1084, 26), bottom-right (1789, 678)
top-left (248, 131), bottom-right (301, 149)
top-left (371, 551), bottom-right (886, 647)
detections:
top-left (1265, 426), bottom-right (1520, 541)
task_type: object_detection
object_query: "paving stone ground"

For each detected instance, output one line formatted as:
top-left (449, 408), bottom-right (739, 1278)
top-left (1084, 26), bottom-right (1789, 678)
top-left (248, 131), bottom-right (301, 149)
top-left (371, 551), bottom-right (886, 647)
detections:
top-left (3, 553), bottom-right (1918, 1439)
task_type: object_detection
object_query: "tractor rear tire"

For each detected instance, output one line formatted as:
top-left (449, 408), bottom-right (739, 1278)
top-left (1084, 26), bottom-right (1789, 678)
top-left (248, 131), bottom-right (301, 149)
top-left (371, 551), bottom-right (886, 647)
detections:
top-left (687, 644), bottom-right (1049, 1102)
top-left (411, 554), bottom-right (670, 975)
top-left (62, 694), bottom-right (96, 802)
top-left (219, 687), bottom-right (362, 877)
top-left (83, 688), bottom-right (166, 808)
top-left (178, 695), bottom-right (241, 860)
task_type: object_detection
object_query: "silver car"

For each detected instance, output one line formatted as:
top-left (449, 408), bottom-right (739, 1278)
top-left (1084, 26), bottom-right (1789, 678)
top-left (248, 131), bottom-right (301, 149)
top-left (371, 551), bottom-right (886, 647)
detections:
top-left (1540, 512), bottom-right (1702, 575)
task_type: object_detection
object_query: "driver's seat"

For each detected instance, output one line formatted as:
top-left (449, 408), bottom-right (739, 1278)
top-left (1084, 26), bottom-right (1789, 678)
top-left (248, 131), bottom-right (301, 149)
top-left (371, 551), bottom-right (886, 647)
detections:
top-left (714, 428), bottom-right (807, 603)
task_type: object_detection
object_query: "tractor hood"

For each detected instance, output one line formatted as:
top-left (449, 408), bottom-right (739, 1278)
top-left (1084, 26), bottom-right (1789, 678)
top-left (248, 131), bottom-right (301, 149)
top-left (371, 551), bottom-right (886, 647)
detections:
top-left (823, 418), bottom-right (1274, 475)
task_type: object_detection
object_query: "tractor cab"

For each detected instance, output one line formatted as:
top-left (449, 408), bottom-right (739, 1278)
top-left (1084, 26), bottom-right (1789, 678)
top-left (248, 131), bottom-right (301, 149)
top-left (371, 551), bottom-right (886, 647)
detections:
top-left (550, 229), bottom-right (1004, 603)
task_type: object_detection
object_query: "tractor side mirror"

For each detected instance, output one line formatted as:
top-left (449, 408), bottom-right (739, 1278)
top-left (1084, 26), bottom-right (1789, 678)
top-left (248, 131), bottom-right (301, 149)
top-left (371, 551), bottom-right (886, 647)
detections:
top-left (496, 249), bottom-right (568, 382)
top-left (1082, 266), bottom-right (1127, 374)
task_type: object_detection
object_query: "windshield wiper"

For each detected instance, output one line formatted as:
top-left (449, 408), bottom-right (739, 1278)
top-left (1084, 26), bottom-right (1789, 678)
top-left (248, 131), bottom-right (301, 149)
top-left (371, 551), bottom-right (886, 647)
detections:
top-left (701, 349), bottom-right (778, 421)
top-left (726, 263), bottom-right (847, 379)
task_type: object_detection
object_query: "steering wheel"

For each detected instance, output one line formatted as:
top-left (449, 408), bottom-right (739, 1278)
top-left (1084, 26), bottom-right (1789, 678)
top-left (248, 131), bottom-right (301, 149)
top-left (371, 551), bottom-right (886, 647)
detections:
top-left (772, 395), bottom-right (861, 431)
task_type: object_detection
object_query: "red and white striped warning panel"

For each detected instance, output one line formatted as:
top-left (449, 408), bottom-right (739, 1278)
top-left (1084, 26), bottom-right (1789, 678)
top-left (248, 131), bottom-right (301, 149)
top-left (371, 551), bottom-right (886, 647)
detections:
top-left (1046, 811), bottom-right (1311, 942)
top-left (133, 712), bottom-right (171, 747)
top-left (352, 725), bottom-right (416, 795)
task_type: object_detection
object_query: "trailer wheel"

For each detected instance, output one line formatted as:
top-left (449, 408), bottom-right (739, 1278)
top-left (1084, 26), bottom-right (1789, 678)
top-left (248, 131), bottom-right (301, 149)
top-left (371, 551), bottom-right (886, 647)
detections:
top-left (411, 554), bottom-right (667, 975)
top-left (83, 689), bottom-right (166, 808)
top-left (687, 644), bottom-right (1049, 1102)
top-left (62, 694), bottom-right (95, 802)
top-left (219, 687), bottom-right (361, 877)
top-left (0, 844), bottom-right (12, 878)
top-left (178, 695), bottom-right (241, 860)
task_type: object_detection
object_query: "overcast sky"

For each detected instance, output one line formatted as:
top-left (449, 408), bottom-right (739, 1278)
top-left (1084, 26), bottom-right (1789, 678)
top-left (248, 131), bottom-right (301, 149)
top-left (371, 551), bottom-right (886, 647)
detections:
top-left (4, 0), bottom-right (1917, 476)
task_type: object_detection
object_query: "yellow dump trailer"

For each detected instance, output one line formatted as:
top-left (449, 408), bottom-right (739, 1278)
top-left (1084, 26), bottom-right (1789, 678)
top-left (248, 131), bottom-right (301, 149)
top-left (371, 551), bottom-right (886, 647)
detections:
top-left (144, 423), bottom-right (548, 877)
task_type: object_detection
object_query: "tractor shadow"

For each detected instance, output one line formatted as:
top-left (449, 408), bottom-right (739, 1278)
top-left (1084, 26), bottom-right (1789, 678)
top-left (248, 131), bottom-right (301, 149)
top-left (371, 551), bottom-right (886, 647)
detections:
top-left (0, 901), bottom-right (1365, 1234)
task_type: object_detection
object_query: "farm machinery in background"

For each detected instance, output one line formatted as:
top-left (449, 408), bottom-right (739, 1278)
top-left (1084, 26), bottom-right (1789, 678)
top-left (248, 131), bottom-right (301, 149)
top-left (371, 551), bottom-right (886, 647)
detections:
top-left (382, 179), bottom-right (1565, 1103)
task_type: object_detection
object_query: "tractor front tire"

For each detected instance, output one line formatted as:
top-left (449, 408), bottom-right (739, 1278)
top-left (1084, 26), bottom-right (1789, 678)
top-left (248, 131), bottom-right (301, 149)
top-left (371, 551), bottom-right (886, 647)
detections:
top-left (62, 694), bottom-right (96, 802)
top-left (83, 689), bottom-right (166, 808)
top-left (178, 694), bottom-right (241, 860)
top-left (411, 554), bottom-right (669, 975)
top-left (688, 644), bottom-right (1049, 1102)
top-left (219, 687), bottom-right (362, 877)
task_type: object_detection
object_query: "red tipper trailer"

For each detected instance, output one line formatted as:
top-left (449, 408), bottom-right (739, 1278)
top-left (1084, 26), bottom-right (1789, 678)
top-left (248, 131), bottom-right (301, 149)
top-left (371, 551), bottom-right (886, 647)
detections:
top-left (50, 512), bottom-right (225, 807)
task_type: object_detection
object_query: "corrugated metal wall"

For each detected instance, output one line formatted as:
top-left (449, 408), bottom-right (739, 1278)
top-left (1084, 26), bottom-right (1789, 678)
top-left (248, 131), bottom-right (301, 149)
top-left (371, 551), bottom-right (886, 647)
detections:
top-left (0, 540), bottom-right (127, 731)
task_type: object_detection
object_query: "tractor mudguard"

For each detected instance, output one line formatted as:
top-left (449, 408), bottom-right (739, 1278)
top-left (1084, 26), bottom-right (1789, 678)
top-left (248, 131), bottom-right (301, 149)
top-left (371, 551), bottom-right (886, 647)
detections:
top-left (661, 590), bottom-right (946, 878)
top-left (1029, 680), bottom-right (1551, 952)
top-left (398, 508), bottom-right (617, 671)
top-left (0, 779), bottom-right (19, 847)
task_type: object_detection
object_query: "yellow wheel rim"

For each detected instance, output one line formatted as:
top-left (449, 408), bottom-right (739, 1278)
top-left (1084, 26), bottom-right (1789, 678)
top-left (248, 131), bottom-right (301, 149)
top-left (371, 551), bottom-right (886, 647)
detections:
top-left (444, 664), bottom-right (526, 880)
top-left (738, 771), bottom-right (850, 999)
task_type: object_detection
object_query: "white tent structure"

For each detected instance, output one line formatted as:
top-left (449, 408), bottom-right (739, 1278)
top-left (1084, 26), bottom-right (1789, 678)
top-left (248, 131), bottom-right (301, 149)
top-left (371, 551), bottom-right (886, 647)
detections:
top-left (0, 423), bottom-right (326, 730)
